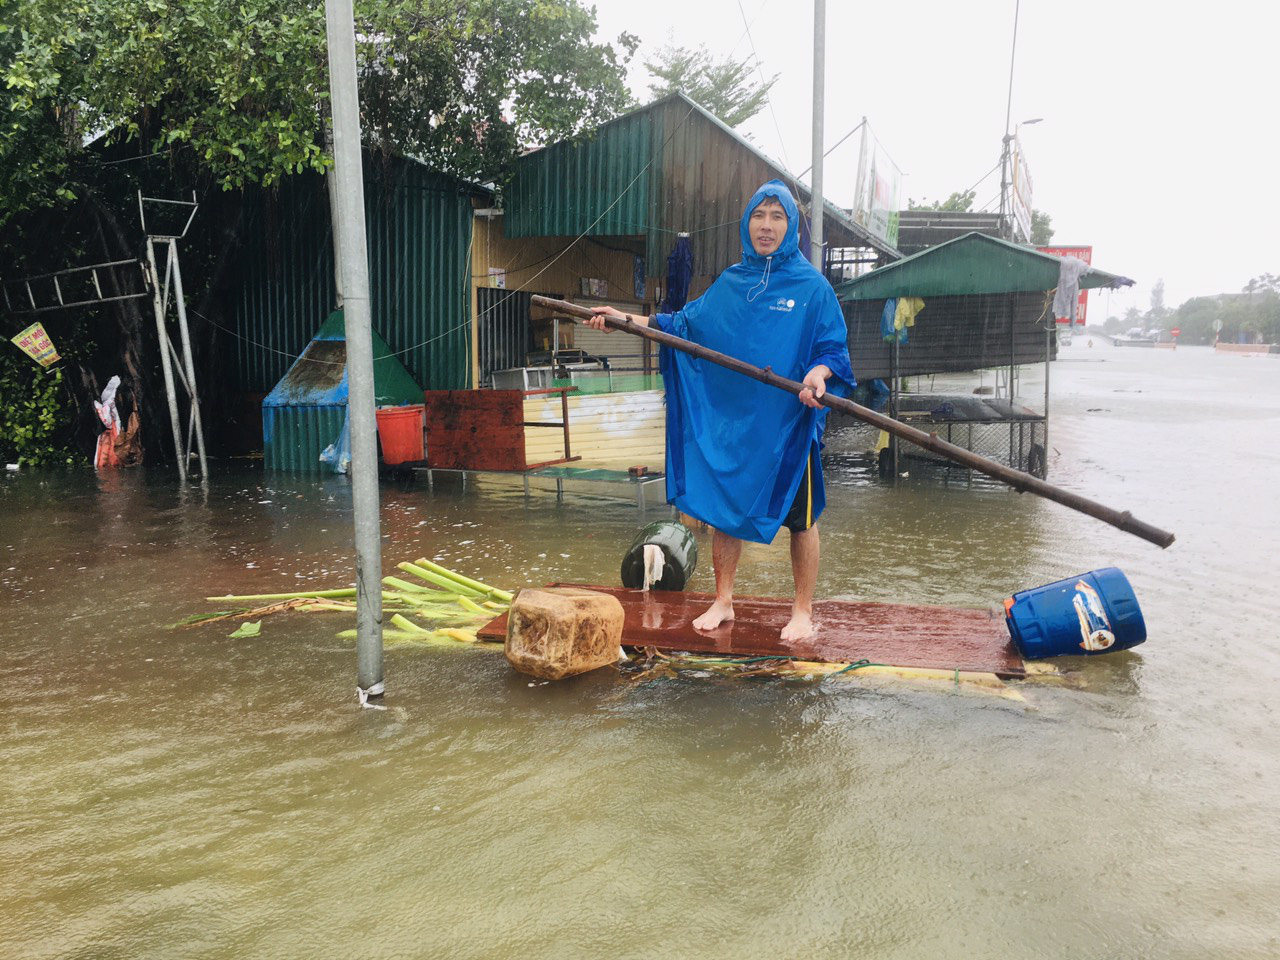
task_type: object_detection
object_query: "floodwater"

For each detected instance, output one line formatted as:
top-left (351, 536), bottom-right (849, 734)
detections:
top-left (2, 343), bottom-right (1278, 959)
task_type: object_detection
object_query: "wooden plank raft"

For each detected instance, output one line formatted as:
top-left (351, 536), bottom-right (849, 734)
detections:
top-left (478, 584), bottom-right (1026, 678)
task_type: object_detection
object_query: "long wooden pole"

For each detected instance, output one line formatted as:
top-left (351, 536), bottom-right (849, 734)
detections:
top-left (531, 295), bottom-right (1175, 549)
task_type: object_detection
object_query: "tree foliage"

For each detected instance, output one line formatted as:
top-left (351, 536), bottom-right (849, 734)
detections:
top-left (1162, 296), bottom-right (1219, 344)
top-left (1195, 274), bottom-right (1280, 345)
top-left (1030, 209), bottom-right (1054, 245)
top-left (0, 0), bottom-right (638, 228)
top-left (0, 353), bottom-right (76, 466)
top-left (1130, 273), bottom-right (1280, 345)
top-left (357, 0), bottom-right (637, 176)
top-left (907, 190), bottom-right (975, 212)
top-left (644, 43), bottom-right (776, 128)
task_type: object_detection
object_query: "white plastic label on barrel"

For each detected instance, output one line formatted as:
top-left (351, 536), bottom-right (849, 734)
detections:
top-left (1072, 580), bottom-right (1115, 651)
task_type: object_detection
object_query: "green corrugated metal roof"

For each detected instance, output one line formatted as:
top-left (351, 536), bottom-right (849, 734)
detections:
top-left (504, 93), bottom-right (900, 261)
top-left (834, 232), bottom-right (1133, 300)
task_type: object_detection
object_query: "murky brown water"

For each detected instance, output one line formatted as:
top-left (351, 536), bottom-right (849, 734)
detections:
top-left (3, 344), bottom-right (1278, 959)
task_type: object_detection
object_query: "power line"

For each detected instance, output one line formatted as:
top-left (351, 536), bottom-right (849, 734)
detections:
top-left (963, 161), bottom-right (1003, 199)
top-left (796, 119), bottom-right (865, 181)
top-left (736, 0), bottom-right (795, 188)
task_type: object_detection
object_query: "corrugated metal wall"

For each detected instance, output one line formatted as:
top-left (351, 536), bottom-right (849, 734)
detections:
top-left (367, 160), bottom-right (475, 391)
top-left (237, 175), bottom-right (333, 393)
top-left (647, 98), bottom-right (780, 277)
top-left (262, 404), bottom-right (346, 472)
top-left (235, 156), bottom-right (475, 393)
top-left (505, 100), bottom-right (772, 280)
top-left (503, 112), bottom-right (652, 240)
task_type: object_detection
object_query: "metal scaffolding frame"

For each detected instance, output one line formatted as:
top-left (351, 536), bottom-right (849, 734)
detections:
top-left (139, 190), bottom-right (207, 480)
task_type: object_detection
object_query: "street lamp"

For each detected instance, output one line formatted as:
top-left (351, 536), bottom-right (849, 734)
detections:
top-left (999, 117), bottom-right (1043, 240)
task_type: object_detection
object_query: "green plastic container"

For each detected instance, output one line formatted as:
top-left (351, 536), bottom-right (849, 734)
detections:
top-left (620, 520), bottom-right (698, 591)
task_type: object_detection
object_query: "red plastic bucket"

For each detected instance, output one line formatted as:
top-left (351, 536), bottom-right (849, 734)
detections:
top-left (375, 405), bottom-right (425, 464)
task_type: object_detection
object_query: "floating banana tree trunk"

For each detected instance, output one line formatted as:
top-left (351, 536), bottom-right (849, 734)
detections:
top-left (187, 557), bottom-right (513, 643)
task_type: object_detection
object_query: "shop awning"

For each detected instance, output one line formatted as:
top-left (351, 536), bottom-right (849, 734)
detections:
top-left (834, 232), bottom-right (1133, 301)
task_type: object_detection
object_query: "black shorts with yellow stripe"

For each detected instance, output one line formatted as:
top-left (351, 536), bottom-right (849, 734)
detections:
top-left (782, 447), bottom-right (821, 533)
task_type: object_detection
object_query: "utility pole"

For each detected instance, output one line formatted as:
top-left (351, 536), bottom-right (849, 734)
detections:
top-left (809, 0), bottom-right (826, 270)
top-left (998, 0), bottom-right (1021, 240)
top-left (325, 0), bottom-right (384, 703)
top-left (323, 123), bottom-right (345, 308)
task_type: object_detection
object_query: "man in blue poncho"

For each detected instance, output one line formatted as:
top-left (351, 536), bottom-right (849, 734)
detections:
top-left (587, 180), bottom-right (854, 641)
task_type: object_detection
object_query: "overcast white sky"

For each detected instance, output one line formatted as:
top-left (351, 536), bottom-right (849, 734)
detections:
top-left (589, 0), bottom-right (1278, 319)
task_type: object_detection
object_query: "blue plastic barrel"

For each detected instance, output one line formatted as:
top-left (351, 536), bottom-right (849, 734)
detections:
top-left (1004, 567), bottom-right (1146, 659)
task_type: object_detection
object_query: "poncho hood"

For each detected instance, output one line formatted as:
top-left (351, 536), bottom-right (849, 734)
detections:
top-left (739, 179), bottom-right (802, 268)
top-left (653, 180), bottom-right (855, 544)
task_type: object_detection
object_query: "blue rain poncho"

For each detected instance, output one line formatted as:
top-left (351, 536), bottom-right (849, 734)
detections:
top-left (652, 180), bottom-right (854, 543)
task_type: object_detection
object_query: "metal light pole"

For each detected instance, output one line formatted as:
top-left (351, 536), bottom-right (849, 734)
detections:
top-left (998, 0), bottom-right (1021, 240)
top-left (809, 0), bottom-right (826, 269)
top-left (325, 0), bottom-right (384, 703)
top-left (996, 0), bottom-right (1043, 244)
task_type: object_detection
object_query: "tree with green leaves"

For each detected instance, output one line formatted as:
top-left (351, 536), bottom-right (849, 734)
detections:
top-left (0, 354), bottom-right (77, 466)
top-left (645, 43), bottom-right (777, 128)
top-left (1, 0), bottom-right (638, 226)
top-left (1219, 275), bottom-right (1280, 344)
top-left (1030, 209), bottom-right (1054, 245)
top-left (1152, 275), bottom-right (1279, 346)
top-left (1164, 296), bottom-right (1222, 345)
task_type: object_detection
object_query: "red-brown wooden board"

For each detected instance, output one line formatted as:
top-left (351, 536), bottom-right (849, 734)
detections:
top-left (424, 390), bottom-right (526, 471)
top-left (479, 584), bottom-right (1025, 677)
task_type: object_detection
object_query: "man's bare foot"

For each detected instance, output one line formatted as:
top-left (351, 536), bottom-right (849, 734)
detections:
top-left (692, 599), bottom-right (735, 631)
top-left (780, 611), bottom-right (815, 642)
